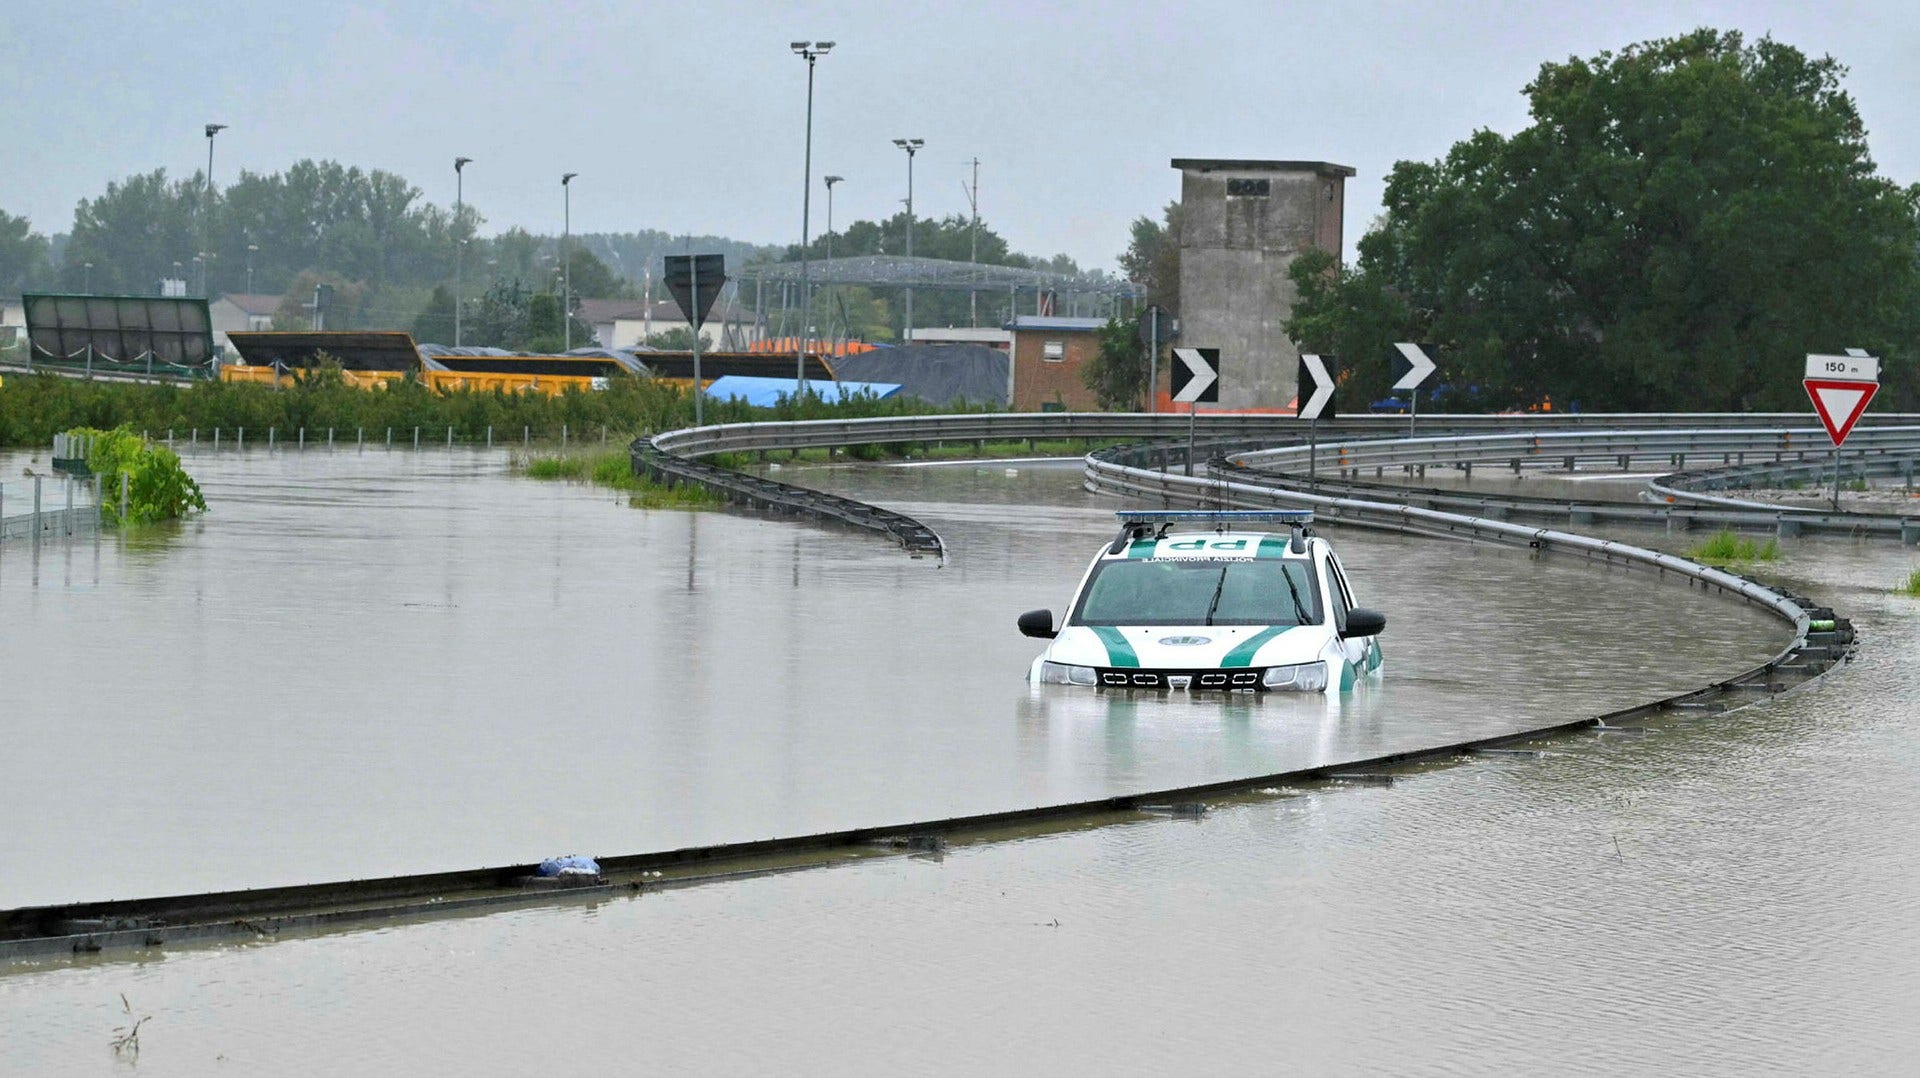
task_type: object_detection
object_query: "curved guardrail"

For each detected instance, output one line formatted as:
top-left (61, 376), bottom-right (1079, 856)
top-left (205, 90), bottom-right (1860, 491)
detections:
top-left (2, 410), bottom-right (1862, 962)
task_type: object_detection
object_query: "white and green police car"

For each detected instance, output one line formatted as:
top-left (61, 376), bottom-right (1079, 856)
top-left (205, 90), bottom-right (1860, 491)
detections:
top-left (1019, 510), bottom-right (1384, 694)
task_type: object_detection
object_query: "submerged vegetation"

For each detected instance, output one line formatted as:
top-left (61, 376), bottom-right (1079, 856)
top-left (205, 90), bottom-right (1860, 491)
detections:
top-left (513, 447), bottom-right (721, 510)
top-left (1685, 529), bottom-right (1780, 566)
top-left (1895, 569), bottom-right (1920, 597)
top-left (75, 425), bottom-right (207, 525)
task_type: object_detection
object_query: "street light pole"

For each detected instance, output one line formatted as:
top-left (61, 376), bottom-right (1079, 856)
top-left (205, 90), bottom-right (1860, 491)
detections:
top-left (891, 138), bottom-right (923, 342)
top-left (562, 172), bottom-right (578, 351)
top-left (202, 123), bottom-right (226, 297)
top-left (792, 41), bottom-right (834, 390)
top-left (245, 244), bottom-right (258, 294)
top-left (824, 174), bottom-right (842, 346)
top-left (454, 156), bottom-right (472, 346)
top-left (82, 262), bottom-right (92, 293)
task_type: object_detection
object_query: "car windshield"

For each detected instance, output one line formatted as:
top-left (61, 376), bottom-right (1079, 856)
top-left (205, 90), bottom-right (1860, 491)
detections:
top-left (1070, 558), bottom-right (1321, 627)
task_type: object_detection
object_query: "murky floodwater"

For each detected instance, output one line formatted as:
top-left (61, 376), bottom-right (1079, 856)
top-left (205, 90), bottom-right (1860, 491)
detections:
top-left (8, 445), bottom-right (1899, 1074)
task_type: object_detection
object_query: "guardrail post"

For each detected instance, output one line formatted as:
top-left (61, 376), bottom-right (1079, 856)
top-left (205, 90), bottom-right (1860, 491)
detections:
top-left (64, 475), bottom-right (73, 535)
top-left (191, 428), bottom-right (197, 446)
top-left (413, 427), bottom-right (420, 449)
top-left (120, 471), bottom-right (130, 521)
top-left (562, 424), bottom-right (569, 448)
top-left (213, 428), bottom-right (220, 450)
top-left (238, 427), bottom-right (245, 451)
top-left (33, 475), bottom-right (42, 544)
top-left (358, 428), bottom-right (364, 451)
top-left (487, 426), bottom-right (493, 448)
top-left (1777, 517), bottom-right (1802, 538)
top-left (447, 426), bottom-right (454, 449)
top-left (329, 428), bottom-right (334, 447)
top-left (269, 427), bottom-right (276, 449)
top-left (524, 426), bottom-right (530, 446)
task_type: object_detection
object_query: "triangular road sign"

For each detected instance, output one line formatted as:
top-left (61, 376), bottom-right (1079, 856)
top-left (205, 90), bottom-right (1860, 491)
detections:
top-left (1803, 378), bottom-right (1879, 446)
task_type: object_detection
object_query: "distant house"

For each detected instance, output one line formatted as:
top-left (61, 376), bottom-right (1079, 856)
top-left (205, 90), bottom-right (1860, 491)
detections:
top-left (1, 296), bottom-right (24, 348)
top-left (1005, 315), bottom-right (1107, 411)
top-left (575, 297), bottom-right (761, 351)
top-left (210, 293), bottom-right (281, 352)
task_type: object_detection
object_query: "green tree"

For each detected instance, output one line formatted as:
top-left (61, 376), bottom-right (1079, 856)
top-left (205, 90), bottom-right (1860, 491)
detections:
top-left (643, 327), bottom-right (703, 351)
top-left (1288, 29), bottom-right (1920, 412)
top-left (412, 284), bottom-right (456, 345)
top-left (1119, 201), bottom-right (1181, 313)
top-left (1, 210), bottom-right (51, 294)
top-left (1081, 313), bottom-right (1149, 410)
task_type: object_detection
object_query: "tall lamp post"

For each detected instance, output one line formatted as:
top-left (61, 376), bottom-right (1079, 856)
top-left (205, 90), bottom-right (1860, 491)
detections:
top-left (823, 175), bottom-right (843, 346)
top-left (792, 41), bottom-right (833, 387)
top-left (562, 172), bottom-right (578, 351)
top-left (245, 244), bottom-right (258, 294)
top-left (454, 156), bottom-right (472, 346)
top-left (202, 123), bottom-right (226, 297)
top-left (891, 138), bottom-right (923, 342)
top-left (82, 262), bottom-right (93, 293)
top-left (964, 157), bottom-right (980, 327)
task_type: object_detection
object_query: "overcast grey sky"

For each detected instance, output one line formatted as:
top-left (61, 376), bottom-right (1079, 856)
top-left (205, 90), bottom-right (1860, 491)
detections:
top-left (3, 1), bottom-right (1916, 270)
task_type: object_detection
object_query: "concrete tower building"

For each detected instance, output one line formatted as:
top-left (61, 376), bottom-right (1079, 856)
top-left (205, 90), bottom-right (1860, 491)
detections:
top-left (1172, 159), bottom-right (1355, 410)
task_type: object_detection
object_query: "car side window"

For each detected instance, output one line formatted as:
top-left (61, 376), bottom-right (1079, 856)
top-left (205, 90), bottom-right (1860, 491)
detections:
top-left (1324, 556), bottom-right (1353, 633)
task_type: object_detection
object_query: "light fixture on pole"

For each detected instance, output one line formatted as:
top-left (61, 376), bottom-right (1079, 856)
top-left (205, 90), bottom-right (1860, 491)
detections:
top-left (562, 172), bottom-right (578, 351)
top-left (454, 156), bottom-right (472, 346)
top-left (792, 40), bottom-right (833, 388)
top-left (202, 123), bottom-right (227, 297)
top-left (963, 157), bottom-right (980, 327)
top-left (891, 138), bottom-right (923, 342)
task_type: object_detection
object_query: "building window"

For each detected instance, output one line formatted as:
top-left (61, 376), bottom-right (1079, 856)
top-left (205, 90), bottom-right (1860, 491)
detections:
top-left (1227, 178), bottom-right (1270, 197)
top-left (1043, 340), bottom-right (1065, 361)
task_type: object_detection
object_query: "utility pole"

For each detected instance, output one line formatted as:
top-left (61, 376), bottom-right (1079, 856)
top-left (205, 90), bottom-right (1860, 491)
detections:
top-left (454, 157), bottom-right (472, 346)
top-left (964, 157), bottom-right (980, 327)
top-left (824, 174), bottom-right (843, 346)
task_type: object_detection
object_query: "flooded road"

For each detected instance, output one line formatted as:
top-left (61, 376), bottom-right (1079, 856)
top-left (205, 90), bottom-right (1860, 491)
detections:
top-left (8, 445), bottom-right (1897, 1074)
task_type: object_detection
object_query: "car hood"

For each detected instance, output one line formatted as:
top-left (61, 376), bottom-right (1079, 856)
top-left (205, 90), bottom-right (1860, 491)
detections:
top-left (1046, 623), bottom-right (1328, 670)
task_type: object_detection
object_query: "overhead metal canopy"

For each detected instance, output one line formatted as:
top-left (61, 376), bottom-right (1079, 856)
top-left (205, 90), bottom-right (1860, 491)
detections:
top-left (738, 255), bottom-right (1143, 298)
top-left (229, 331), bottom-right (422, 372)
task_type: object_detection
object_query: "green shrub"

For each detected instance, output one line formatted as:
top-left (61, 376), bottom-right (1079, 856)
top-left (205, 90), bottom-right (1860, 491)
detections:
top-left (77, 425), bottom-right (208, 525)
top-left (1686, 529), bottom-right (1780, 565)
top-left (1896, 569), bottom-right (1920, 597)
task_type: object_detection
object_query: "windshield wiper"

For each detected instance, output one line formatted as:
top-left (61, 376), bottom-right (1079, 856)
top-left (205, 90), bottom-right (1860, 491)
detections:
top-left (1280, 568), bottom-right (1309, 625)
top-left (1203, 567), bottom-right (1229, 625)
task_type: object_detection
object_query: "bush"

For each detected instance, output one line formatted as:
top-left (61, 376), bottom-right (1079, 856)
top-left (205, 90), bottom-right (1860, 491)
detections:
top-left (77, 425), bottom-right (207, 525)
top-left (1686, 529), bottom-right (1779, 565)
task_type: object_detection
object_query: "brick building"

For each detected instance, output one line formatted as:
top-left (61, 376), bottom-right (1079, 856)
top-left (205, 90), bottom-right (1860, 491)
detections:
top-left (1006, 315), bottom-right (1105, 411)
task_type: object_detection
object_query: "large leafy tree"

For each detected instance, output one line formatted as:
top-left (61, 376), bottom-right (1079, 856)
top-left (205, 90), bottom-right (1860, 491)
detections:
top-left (1, 209), bottom-right (51, 295)
top-left (1288, 30), bottom-right (1920, 412)
top-left (1118, 201), bottom-right (1181, 313)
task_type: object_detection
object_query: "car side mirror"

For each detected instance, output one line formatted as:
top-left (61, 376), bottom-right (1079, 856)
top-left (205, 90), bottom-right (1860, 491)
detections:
top-left (1341, 608), bottom-right (1386, 639)
top-left (1017, 609), bottom-right (1057, 639)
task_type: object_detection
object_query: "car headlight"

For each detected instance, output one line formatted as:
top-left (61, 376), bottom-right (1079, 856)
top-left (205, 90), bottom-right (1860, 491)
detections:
top-left (1039, 661), bottom-right (1098, 686)
top-left (1261, 662), bottom-right (1329, 692)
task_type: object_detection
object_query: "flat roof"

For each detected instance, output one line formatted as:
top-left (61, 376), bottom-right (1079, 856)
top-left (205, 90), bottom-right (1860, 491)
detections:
top-left (1171, 159), bottom-right (1356, 177)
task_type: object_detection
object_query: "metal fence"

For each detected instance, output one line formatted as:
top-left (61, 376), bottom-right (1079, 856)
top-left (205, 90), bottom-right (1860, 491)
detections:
top-left (0, 474), bottom-right (101, 544)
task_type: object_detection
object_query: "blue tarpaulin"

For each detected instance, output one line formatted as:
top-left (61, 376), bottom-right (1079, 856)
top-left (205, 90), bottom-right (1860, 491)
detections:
top-left (703, 376), bottom-right (902, 407)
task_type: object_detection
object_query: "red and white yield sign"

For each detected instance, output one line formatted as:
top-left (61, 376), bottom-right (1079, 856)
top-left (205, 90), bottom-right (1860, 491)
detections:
top-left (1804, 351), bottom-right (1880, 446)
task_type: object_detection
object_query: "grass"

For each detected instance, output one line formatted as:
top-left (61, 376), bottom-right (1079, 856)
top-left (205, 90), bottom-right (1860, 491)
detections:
top-left (513, 447), bottom-right (721, 510)
top-left (1895, 569), bottom-right (1920, 597)
top-left (1686, 528), bottom-right (1781, 565)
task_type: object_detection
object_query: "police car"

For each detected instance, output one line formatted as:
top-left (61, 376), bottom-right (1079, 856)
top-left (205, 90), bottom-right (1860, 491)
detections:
top-left (1019, 510), bottom-right (1384, 694)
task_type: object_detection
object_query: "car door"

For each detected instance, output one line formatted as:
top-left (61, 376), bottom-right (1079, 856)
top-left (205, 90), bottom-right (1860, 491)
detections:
top-left (1323, 552), bottom-right (1371, 672)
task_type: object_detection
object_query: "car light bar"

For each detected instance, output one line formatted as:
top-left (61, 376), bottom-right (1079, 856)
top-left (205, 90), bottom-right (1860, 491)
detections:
top-left (1113, 510), bottom-right (1314, 526)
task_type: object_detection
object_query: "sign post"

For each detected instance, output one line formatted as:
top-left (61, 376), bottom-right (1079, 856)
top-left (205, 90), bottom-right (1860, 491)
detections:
top-left (1297, 353), bottom-right (1336, 483)
top-left (1391, 342), bottom-right (1437, 436)
top-left (1803, 350), bottom-right (1880, 511)
top-left (664, 254), bottom-right (727, 425)
top-left (1170, 347), bottom-right (1219, 477)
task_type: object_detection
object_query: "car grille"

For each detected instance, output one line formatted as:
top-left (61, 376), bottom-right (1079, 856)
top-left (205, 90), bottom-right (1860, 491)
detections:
top-left (1095, 669), bottom-right (1265, 690)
